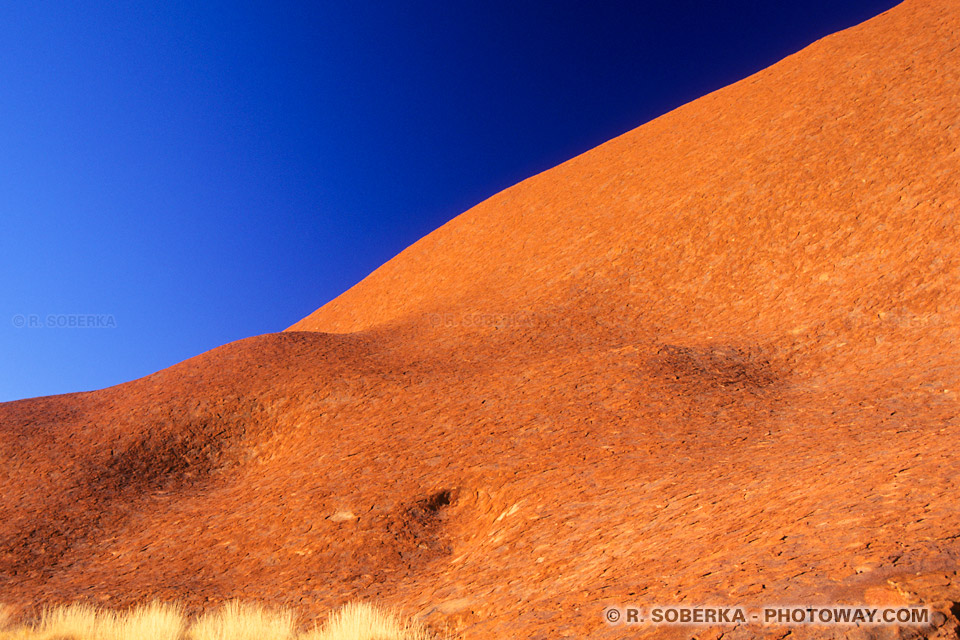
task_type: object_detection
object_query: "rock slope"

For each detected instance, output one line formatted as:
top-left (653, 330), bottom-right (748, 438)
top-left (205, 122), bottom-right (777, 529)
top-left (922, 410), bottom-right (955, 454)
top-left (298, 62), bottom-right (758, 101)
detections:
top-left (3, 1), bottom-right (960, 638)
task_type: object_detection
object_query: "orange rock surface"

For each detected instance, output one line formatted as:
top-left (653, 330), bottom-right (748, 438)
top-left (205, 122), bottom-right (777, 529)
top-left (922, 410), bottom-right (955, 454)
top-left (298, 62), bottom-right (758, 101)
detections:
top-left (2, 1), bottom-right (959, 637)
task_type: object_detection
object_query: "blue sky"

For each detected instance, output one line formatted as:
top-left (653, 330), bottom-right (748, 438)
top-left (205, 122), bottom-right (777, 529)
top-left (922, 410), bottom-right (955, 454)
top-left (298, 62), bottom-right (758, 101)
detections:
top-left (0, 0), bottom-right (899, 402)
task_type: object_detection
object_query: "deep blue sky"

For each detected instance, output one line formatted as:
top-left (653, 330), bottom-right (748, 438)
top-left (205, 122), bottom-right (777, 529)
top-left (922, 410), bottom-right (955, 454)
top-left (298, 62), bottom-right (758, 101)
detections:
top-left (1, 0), bottom-right (899, 402)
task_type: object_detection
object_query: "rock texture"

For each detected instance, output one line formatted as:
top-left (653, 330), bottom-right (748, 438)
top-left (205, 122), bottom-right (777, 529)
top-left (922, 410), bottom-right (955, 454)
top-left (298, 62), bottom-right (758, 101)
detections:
top-left (2, 1), bottom-right (960, 638)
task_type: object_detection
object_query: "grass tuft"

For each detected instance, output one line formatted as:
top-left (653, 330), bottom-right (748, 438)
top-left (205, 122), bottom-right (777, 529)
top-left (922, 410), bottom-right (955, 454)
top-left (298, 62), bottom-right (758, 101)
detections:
top-left (304, 602), bottom-right (433, 640)
top-left (36, 602), bottom-right (100, 639)
top-left (187, 601), bottom-right (296, 640)
top-left (107, 601), bottom-right (184, 640)
top-left (0, 601), bottom-right (445, 640)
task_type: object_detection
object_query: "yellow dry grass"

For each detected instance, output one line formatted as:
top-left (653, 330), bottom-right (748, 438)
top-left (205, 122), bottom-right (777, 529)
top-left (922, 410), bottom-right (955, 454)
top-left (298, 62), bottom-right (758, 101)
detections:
top-left (301, 602), bottom-right (434, 640)
top-left (187, 601), bottom-right (296, 640)
top-left (0, 601), bottom-right (442, 640)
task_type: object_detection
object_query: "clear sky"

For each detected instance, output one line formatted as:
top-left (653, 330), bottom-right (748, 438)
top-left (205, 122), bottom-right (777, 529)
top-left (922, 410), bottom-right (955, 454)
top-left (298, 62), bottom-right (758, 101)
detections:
top-left (0, 0), bottom-right (899, 402)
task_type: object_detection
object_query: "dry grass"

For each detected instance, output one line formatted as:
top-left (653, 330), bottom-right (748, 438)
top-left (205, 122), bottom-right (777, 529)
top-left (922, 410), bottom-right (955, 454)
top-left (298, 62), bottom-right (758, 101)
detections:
top-left (302, 602), bottom-right (434, 640)
top-left (109, 602), bottom-right (184, 640)
top-left (0, 601), bottom-right (183, 640)
top-left (187, 601), bottom-right (296, 640)
top-left (0, 601), bottom-right (442, 640)
top-left (34, 603), bottom-right (99, 639)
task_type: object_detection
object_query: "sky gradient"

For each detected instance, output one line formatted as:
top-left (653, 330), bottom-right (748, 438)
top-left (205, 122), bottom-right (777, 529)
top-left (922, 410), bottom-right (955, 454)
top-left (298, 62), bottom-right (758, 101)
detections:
top-left (0, 0), bottom-right (900, 402)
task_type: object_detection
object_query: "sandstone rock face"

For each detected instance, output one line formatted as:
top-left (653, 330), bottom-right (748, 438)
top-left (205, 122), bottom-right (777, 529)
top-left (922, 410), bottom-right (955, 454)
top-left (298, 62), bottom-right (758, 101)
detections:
top-left (2, 1), bottom-right (959, 638)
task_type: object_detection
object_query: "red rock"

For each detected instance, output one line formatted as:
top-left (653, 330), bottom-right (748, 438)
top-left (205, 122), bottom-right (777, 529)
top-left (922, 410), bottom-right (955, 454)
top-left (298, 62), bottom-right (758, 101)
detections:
top-left (2, 1), bottom-right (960, 638)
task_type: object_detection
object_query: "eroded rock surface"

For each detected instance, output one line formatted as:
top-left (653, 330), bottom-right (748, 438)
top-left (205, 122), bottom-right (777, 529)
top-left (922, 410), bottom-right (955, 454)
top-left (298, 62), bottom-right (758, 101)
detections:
top-left (2, 1), bottom-right (959, 637)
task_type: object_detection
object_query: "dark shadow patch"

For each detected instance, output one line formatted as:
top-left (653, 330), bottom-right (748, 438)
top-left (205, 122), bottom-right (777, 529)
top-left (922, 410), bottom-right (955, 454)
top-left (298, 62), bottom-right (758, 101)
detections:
top-left (386, 489), bottom-right (458, 568)
top-left (652, 344), bottom-right (780, 390)
top-left (88, 418), bottom-right (237, 499)
top-left (0, 416), bottom-right (241, 578)
top-left (422, 489), bottom-right (452, 512)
